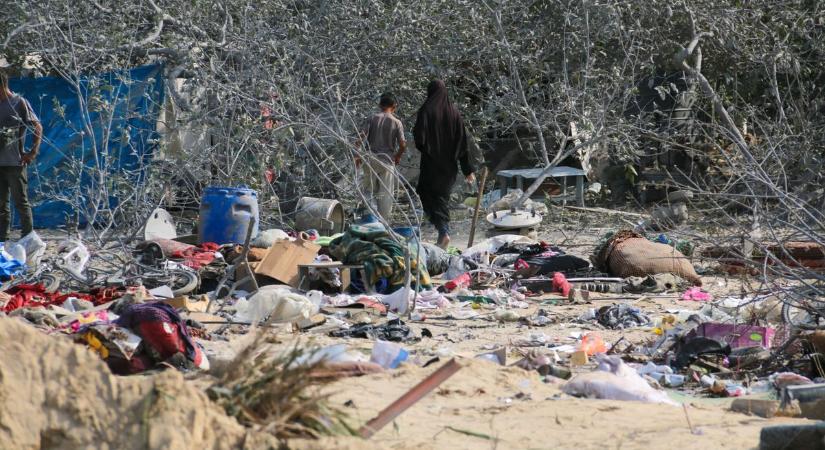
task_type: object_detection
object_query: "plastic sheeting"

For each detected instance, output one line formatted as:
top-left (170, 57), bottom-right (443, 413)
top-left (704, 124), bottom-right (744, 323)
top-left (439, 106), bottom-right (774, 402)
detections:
top-left (9, 64), bottom-right (165, 228)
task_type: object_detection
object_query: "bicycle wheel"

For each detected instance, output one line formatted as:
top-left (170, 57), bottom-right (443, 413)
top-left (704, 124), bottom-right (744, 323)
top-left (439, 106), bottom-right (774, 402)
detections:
top-left (142, 270), bottom-right (199, 296)
top-left (38, 273), bottom-right (62, 293)
top-left (3, 272), bottom-right (62, 293)
top-left (782, 299), bottom-right (825, 330)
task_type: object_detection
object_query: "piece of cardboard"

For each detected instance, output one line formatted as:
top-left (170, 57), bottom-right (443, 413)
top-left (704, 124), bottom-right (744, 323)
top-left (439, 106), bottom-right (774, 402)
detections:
top-left (254, 238), bottom-right (320, 287)
top-left (570, 350), bottom-right (589, 366)
top-left (162, 295), bottom-right (209, 312)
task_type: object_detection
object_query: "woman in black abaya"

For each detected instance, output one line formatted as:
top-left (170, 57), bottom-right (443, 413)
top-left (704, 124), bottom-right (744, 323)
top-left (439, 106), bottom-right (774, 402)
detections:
top-left (413, 80), bottom-right (476, 249)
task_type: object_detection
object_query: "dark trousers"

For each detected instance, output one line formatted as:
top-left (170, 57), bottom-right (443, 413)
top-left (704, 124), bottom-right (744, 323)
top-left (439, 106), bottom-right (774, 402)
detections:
top-left (417, 184), bottom-right (451, 237)
top-left (0, 166), bottom-right (33, 240)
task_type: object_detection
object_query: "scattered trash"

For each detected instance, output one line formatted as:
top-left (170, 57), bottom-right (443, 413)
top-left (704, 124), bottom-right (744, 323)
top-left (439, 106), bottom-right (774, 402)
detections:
top-left (16, 231), bottom-right (46, 267)
top-left (672, 337), bottom-right (731, 369)
top-left (562, 354), bottom-right (678, 405)
top-left (579, 332), bottom-right (608, 356)
top-left (681, 287), bottom-right (712, 301)
top-left (234, 286), bottom-right (317, 324)
top-left (370, 340), bottom-right (410, 369)
top-left (624, 273), bottom-right (688, 293)
top-left (596, 304), bottom-right (652, 329)
top-left (329, 319), bottom-right (418, 342)
top-left (686, 322), bottom-right (775, 349)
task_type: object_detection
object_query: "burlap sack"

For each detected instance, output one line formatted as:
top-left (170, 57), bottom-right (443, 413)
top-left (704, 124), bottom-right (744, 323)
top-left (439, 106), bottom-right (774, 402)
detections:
top-left (594, 230), bottom-right (701, 285)
top-left (611, 238), bottom-right (701, 285)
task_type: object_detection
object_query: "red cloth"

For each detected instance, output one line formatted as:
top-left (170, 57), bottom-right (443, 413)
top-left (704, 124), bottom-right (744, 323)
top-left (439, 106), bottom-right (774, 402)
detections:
top-left (2, 284), bottom-right (60, 312)
top-left (171, 242), bottom-right (219, 270)
top-left (136, 321), bottom-right (205, 367)
top-left (137, 321), bottom-right (187, 360)
top-left (552, 272), bottom-right (571, 297)
top-left (2, 284), bottom-right (122, 313)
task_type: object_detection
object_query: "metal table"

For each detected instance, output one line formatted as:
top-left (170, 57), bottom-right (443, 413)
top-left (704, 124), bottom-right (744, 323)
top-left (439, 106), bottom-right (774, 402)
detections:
top-left (496, 166), bottom-right (587, 207)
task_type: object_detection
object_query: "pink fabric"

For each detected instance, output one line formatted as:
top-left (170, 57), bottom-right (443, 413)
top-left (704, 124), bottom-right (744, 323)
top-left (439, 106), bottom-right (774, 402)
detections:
top-left (681, 287), bottom-right (712, 301)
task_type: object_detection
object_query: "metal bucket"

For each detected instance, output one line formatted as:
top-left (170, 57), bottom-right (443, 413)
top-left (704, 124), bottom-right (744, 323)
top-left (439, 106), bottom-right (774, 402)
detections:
top-left (294, 197), bottom-right (346, 235)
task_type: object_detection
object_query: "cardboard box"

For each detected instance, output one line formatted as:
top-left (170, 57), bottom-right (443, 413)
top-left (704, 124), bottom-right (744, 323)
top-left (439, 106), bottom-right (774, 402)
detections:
top-left (254, 238), bottom-right (320, 287)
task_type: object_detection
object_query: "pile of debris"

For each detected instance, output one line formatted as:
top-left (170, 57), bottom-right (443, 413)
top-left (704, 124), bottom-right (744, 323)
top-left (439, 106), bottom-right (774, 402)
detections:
top-left (1, 192), bottom-right (823, 447)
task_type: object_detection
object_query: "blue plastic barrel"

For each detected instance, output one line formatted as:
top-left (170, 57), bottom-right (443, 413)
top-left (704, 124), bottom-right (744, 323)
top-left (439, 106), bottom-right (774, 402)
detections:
top-left (392, 226), bottom-right (419, 239)
top-left (198, 187), bottom-right (259, 244)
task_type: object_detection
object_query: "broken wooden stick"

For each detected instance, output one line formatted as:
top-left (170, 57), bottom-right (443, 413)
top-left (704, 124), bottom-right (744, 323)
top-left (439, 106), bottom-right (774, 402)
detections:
top-left (358, 358), bottom-right (463, 438)
top-left (467, 166), bottom-right (489, 248)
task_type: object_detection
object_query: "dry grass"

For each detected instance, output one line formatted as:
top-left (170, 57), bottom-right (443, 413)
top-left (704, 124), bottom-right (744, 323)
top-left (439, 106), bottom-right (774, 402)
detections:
top-left (207, 332), bottom-right (355, 440)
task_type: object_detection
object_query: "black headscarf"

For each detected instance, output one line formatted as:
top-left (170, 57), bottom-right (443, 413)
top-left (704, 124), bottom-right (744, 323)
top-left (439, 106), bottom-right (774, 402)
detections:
top-left (413, 80), bottom-right (466, 159)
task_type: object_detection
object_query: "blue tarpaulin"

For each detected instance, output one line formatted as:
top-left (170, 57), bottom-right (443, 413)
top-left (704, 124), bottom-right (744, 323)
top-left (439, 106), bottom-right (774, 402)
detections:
top-left (8, 64), bottom-right (165, 228)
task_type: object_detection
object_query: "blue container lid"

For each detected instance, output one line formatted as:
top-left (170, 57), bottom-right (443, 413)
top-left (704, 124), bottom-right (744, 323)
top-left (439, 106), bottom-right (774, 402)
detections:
top-left (203, 186), bottom-right (257, 197)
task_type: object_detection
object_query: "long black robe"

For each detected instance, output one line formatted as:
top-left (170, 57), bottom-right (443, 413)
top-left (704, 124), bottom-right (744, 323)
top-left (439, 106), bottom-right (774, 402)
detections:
top-left (413, 80), bottom-right (475, 234)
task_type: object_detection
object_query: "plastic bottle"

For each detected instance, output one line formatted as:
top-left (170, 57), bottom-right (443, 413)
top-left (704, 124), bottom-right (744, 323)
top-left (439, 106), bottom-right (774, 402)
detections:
top-left (370, 340), bottom-right (409, 369)
top-left (494, 309), bottom-right (520, 322)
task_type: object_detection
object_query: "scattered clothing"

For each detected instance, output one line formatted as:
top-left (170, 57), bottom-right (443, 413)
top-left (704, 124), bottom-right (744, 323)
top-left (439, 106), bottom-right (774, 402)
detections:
top-left (596, 304), bottom-right (652, 329)
top-left (113, 301), bottom-right (207, 374)
top-left (672, 337), bottom-right (731, 369)
top-left (624, 273), bottom-right (688, 294)
top-left (421, 241), bottom-right (476, 277)
top-left (497, 241), bottom-right (590, 276)
top-left (171, 242), bottom-right (220, 270)
top-left (329, 318), bottom-right (417, 342)
top-left (518, 254), bottom-right (590, 276)
top-left (328, 225), bottom-right (431, 293)
top-left (562, 354), bottom-right (678, 405)
top-left (0, 246), bottom-right (25, 280)
top-left (3, 283), bottom-right (120, 313)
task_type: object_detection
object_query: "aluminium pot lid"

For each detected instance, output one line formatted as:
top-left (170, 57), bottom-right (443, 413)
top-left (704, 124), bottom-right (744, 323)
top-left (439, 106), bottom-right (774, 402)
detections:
top-left (486, 209), bottom-right (543, 229)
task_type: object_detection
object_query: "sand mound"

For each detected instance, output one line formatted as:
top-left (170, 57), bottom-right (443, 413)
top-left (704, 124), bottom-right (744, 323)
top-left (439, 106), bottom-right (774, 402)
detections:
top-left (0, 317), bottom-right (277, 450)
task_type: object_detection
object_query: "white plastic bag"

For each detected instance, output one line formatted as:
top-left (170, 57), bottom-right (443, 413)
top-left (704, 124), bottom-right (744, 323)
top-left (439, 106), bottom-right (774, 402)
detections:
top-left (462, 234), bottom-right (536, 260)
top-left (4, 242), bottom-right (25, 264)
top-left (251, 229), bottom-right (291, 248)
top-left (17, 231), bottom-right (45, 267)
top-left (562, 354), bottom-right (678, 405)
top-left (234, 285), bottom-right (317, 324)
top-left (378, 285), bottom-right (412, 315)
top-left (57, 239), bottom-right (90, 275)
